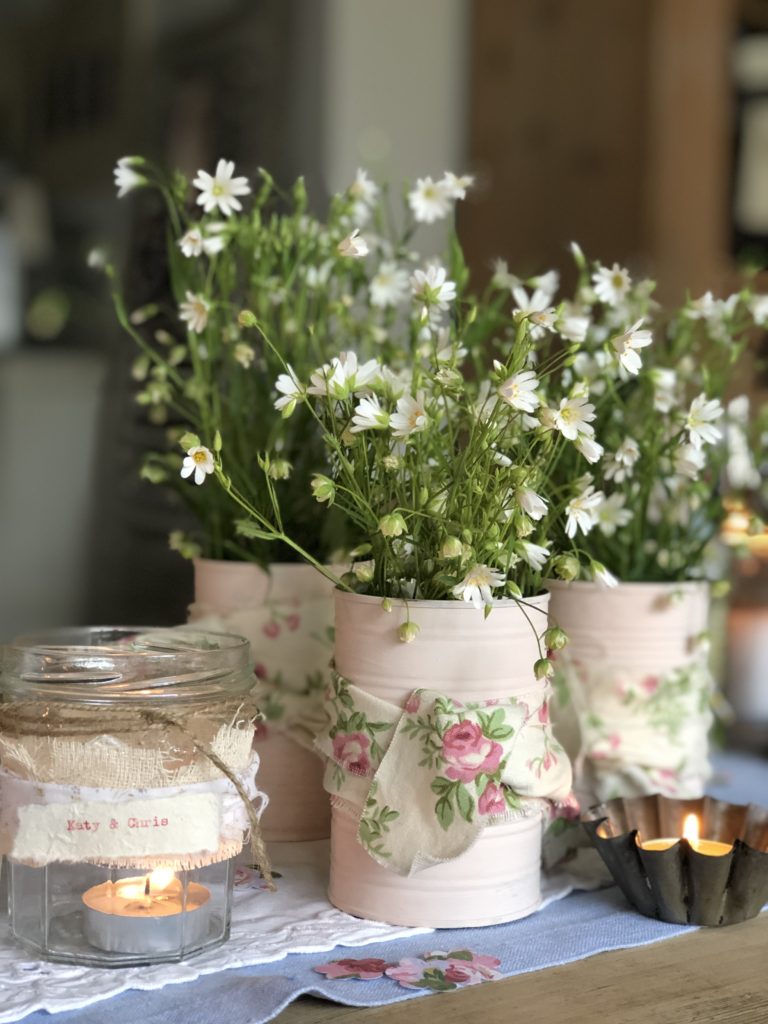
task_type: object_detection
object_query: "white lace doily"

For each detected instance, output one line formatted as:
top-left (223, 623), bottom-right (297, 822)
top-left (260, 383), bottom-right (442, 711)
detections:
top-left (0, 841), bottom-right (597, 1023)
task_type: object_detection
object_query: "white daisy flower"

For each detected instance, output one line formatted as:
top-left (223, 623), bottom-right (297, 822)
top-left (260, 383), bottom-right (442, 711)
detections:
top-left (558, 313), bottom-right (590, 343)
top-left (498, 370), bottom-right (540, 413)
top-left (390, 391), bottom-right (429, 438)
top-left (674, 443), bottom-right (706, 480)
top-left (597, 493), bottom-right (632, 536)
top-left (410, 265), bottom-right (457, 311)
top-left (575, 432), bottom-right (604, 464)
top-left (441, 171), bottom-right (474, 199)
top-left (491, 258), bottom-right (520, 291)
top-left (686, 394), bottom-right (723, 448)
top-left (520, 541), bottom-right (550, 571)
top-left (685, 291), bottom-right (719, 321)
top-left (350, 394), bottom-right (389, 433)
top-left (517, 488), bottom-right (548, 520)
top-left (591, 561), bottom-right (619, 588)
top-left (552, 395), bottom-right (596, 441)
top-left (408, 176), bottom-right (452, 223)
top-left (274, 365), bottom-right (304, 415)
top-left (370, 260), bottom-right (410, 308)
top-left (177, 226), bottom-right (225, 258)
top-left (179, 291), bottom-right (210, 334)
top-left (592, 262), bottom-right (631, 306)
top-left (612, 319), bottom-right (652, 376)
top-left (192, 159), bottom-right (251, 217)
top-left (113, 157), bottom-right (146, 198)
top-left (452, 563), bottom-right (506, 609)
top-left (604, 436), bottom-right (640, 483)
top-left (749, 294), bottom-right (768, 326)
top-left (305, 261), bottom-right (333, 289)
top-left (180, 445), bottom-right (215, 486)
top-left (651, 367), bottom-right (678, 413)
top-left (529, 269), bottom-right (558, 300)
top-left (565, 484), bottom-right (604, 538)
top-left (512, 285), bottom-right (557, 337)
top-left (308, 352), bottom-right (379, 400)
top-left (233, 343), bottom-right (255, 369)
top-left (337, 228), bottom-right (369, 258)
top-left (349, 167), bottom-right (379, 208)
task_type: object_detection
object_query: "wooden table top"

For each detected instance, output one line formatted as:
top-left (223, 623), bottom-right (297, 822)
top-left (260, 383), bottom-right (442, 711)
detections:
top-left (273, 912), bottom-right (768, 1024)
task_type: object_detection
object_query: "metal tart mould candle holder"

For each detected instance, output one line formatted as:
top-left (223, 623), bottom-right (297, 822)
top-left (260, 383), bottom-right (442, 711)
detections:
top-left (582, 794), bottom-right (768, 926)
top-left (0, 627), bottom-right (271, 967)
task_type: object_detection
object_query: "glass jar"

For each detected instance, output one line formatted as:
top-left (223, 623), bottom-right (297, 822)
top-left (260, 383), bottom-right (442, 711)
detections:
top-left (0, 626), bottom-right (258, 967)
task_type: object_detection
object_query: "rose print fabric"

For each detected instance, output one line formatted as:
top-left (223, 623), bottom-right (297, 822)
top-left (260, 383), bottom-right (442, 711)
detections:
top-left (316, 671), bottom-right (573, 875)
top-left (551, 651), bottom-right (713, 803)
top-left (189, 595), bottom-right (333, 750)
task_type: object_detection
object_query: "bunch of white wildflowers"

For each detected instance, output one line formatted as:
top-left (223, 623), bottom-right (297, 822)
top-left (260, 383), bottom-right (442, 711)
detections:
top-left (517, 242), bottom-right (767, 583)
top-left (109, 157), bottom-right (439, 563)
top-left (208, 221), bottom-right (620, 620)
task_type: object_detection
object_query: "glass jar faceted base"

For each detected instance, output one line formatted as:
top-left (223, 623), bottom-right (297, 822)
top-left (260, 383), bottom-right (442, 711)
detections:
top-left (9, 858), bottom-right (234, 967)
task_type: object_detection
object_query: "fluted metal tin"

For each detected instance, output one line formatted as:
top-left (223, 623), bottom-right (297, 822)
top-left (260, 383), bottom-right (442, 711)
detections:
top-left (583, 794), bottom-right (768, 926)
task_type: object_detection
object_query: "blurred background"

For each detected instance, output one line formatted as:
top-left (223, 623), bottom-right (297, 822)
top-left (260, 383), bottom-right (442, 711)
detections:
top-left (0, 0), bottom-right (766, 746)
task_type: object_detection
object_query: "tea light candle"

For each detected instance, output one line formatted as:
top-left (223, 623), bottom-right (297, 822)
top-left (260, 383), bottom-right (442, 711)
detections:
top-left (82, 867), bottom-right (211, 955)
top-left (639, 814), bottom-right (733, 856)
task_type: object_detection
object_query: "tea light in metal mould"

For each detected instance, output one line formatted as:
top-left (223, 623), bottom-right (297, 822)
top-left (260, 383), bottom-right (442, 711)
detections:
top-left (638, 813), bottom-right (733, 856)
top-left (82, 867), bottom-right (211, 954)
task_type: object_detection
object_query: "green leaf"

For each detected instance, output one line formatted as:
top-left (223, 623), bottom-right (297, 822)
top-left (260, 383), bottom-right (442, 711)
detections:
top-left (235, 519), bottom-right (276, 540)
top-left (446, 949), bottom-right (474, 961)
top-left (430, 776), bottom-right (453, 795)
top-left (435, 795), bottom-right (454, 830)
top-left (455, 784), bottom-right (474, 823)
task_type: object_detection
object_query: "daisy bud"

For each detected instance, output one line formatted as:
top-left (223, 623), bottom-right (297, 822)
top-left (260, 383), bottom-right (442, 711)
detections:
top-left (398, 621), bottom-right (421, 644)
top-left (352, 559), bottom-right (375, 583)
top-left (440, 536), bottom-right (463, 559)
top-left (381, 598), bottom-right (393, 613)
top-left (268, 459), bottom-right (292, 480)
top-left (238, 309), bottom-right (258, 328)
top-left (554, 554), bottom-right (580, 581)
top-left (379, 513), bottom-right (407, 538)
top-left (311, 475), bottom-right (335, 504)
top-left (543, 626), bottom-right (569, 651)
top-left (213, 430), bottom-right (223, 453)
top-left (382, 454), bottom-right (400, 471)
top-left (534, 658), bottom-right (555, 680)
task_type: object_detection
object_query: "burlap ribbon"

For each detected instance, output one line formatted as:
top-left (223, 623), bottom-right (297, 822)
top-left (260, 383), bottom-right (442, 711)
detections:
top-left (0, 697), bottom-right (274, 885)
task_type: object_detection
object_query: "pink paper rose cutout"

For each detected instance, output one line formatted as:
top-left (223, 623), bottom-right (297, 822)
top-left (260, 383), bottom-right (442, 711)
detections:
top-left (314, 957), bottom-right (393, 980)
top-left (478, 781), bottom-right (506, 816)
top-left (442, 720), bottom-right (503, 783)
top-left (286, 613), bottom-right (301, 631)
top-left (332, 731), bottom-right (372, 775)
top-left (262, 620), bottom-right (280, 639)
top-left (385, 950), bottom-right (502, 991)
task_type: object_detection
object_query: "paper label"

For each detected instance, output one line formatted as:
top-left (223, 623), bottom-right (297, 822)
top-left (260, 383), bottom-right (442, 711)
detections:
top-left (11, 794), bottom-right (222, 863)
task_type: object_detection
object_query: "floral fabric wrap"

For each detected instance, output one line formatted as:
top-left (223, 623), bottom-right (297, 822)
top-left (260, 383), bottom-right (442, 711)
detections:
top-left (551, 651), bottom-right (714, 802)
top-left (317, 672), bottom-right (574, 875)
top-left (189, 596), bottom-right (333, 750)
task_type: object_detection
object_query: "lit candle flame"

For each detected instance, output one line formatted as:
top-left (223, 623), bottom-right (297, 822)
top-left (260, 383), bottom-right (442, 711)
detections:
top-left (683, 814), bottom-right (699, 843)
top-left (148, 867), bottom-right (176, 892)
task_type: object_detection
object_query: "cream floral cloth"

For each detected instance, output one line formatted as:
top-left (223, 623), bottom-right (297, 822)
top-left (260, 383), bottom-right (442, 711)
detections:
top-left (551, 651), bottom-right (714, 802)
top-left (189, 598), bottom-right (333, 751)
top-left (316, 672), bottom-right (574, 875)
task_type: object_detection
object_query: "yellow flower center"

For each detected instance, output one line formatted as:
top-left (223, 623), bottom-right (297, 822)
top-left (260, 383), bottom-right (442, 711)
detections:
top-left (212, 183), bottom-right (224, 196)
top-left (192, 451), bottom-right (208, 465)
